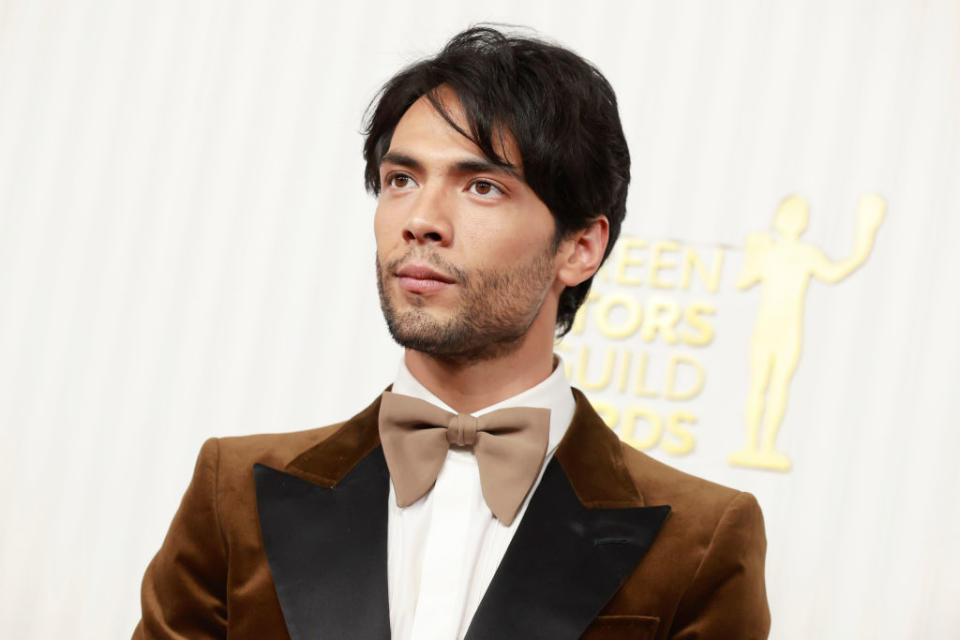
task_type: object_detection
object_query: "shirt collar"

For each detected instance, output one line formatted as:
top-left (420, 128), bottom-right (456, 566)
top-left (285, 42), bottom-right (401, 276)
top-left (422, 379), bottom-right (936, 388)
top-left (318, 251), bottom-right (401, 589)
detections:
top-left (391, 354), bottom-right (576, 458)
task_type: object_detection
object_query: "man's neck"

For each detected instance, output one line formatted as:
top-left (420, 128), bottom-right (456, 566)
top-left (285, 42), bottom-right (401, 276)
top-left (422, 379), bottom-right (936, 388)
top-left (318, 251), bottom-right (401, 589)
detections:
top-left (403, 334), bottom-right (556, 415)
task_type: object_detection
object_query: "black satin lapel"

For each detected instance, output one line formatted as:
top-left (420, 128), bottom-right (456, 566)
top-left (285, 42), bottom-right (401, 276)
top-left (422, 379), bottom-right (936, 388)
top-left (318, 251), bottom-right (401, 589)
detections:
top-left (464, 458), bottom-right (670, 640)
top-left (254, 446), bottom-right (391, 640)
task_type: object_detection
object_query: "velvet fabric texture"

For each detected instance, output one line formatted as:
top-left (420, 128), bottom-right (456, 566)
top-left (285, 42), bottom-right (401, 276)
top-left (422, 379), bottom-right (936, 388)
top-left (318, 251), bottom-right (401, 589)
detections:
top-left (133, 389), bottom-right (770, 639)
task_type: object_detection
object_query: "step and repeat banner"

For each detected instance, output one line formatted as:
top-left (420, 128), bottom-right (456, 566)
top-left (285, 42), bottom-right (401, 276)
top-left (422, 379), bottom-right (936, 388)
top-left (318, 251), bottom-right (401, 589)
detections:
top-left (0, 1), bottom-right (957, 638)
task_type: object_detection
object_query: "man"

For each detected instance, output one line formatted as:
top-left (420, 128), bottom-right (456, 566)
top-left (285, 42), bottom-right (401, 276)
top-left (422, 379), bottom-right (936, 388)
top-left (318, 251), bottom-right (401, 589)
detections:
top-left (134, 26), bottom-right (769, 640)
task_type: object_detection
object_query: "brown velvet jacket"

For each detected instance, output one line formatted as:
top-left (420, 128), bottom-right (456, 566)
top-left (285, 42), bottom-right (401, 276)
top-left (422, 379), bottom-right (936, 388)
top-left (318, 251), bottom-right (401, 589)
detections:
top-left (134, 389), bottom-right (769, 640)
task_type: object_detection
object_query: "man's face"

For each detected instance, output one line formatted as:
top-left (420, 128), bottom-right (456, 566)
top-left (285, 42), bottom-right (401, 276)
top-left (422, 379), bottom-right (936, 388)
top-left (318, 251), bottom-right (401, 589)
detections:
top-left (374, 88), bottom-right (560, 362)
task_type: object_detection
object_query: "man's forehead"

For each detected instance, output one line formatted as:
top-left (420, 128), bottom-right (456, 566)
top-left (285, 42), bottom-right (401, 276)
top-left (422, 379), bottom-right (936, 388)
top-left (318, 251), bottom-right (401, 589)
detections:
top-left (384, 89), bottom-right (522, 175)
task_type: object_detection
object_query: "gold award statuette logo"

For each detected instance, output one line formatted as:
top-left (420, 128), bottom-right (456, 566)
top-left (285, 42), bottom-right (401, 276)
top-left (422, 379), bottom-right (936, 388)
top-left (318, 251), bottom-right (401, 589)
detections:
top-left (729, 194), bottom-right (886, 471)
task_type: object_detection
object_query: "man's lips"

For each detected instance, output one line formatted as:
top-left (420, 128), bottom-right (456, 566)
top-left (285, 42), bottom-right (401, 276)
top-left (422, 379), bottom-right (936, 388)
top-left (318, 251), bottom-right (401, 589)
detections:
top-left (395, 263), bottom-right (456, 294)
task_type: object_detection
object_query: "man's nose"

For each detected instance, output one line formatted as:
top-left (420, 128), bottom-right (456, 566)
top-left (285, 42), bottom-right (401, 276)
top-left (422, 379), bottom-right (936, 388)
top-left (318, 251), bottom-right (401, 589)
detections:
top-left (402, 185), bottom-right (453, 246)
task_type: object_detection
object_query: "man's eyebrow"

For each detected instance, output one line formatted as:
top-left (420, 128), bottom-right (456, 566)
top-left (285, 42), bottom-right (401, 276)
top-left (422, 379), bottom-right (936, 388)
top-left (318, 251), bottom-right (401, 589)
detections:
top-left (451, 159), bottom-right (522, 180)
top-left (380, 152), bottom-right (522, 180)
top-left (380, 152), bottom-right (424, 172)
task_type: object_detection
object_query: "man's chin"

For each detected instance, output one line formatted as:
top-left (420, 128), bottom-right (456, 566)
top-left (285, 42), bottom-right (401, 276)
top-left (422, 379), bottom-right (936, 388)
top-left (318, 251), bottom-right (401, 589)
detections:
top-left (388, 296), bottom-right (454, 322)
top-left (385, 308), bottom-right (448, 337)
top-left (384, 313), bottom-right (531, 364)
top-left (383, 309), bottom-right (469, 356)
top-left (387, 326), bottom-right (455, 356)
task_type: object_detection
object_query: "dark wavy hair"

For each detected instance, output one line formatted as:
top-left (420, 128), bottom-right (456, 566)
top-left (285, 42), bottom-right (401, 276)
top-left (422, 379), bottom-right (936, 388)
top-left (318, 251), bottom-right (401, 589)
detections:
top-left (362, 26), bottom-right (630, 337)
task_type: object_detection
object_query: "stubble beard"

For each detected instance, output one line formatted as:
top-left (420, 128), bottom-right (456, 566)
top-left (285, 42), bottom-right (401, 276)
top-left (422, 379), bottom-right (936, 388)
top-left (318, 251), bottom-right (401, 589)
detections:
top-left (376, 245), bottom-right (556, 365)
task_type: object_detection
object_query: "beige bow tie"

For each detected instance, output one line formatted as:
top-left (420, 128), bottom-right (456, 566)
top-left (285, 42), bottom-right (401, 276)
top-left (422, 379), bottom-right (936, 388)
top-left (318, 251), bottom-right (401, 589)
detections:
top-left (377, 391), bottom-right (551, 526)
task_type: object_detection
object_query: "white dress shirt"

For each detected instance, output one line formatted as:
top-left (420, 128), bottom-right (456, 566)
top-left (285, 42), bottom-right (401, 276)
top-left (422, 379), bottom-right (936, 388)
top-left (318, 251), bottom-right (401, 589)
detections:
top-left (386, 355), bottom-right (576, 640)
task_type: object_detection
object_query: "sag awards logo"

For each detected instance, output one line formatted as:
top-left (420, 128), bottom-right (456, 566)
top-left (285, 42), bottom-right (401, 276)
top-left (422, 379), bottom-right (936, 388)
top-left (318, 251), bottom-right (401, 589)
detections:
top-left (559, 194), bottom-right (886, 472)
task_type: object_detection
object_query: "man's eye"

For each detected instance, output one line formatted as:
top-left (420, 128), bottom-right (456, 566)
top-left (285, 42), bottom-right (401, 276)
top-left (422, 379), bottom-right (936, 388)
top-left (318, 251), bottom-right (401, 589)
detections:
top-left (470, 180), bottom-right (502, 196)
top-left (388, 174), bottom-right (415, 188)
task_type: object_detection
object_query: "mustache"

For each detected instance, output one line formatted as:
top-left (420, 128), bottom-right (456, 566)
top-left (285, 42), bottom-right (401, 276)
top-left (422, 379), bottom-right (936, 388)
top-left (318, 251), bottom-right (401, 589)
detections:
top-left (383, 249), bottom-right (468, 284)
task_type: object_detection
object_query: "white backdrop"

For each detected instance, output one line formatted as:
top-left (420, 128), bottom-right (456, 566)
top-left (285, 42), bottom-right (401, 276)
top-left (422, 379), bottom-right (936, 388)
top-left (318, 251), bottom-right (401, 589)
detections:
top-left (1, 1), bottom-right (958, 638)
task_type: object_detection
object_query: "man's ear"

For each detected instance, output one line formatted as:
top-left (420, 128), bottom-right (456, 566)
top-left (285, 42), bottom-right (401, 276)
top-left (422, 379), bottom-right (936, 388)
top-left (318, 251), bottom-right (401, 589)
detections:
top-left (556, 216), bottom-right (610, 288)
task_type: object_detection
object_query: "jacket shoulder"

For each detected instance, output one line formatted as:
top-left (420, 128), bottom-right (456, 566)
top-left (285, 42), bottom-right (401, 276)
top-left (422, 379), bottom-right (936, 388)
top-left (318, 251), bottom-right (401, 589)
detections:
top-left (212, 421), bottom-right (347, 476)
top-left (618, 440), bottom-right (747, 524)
